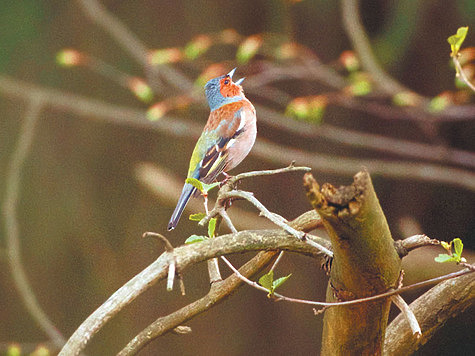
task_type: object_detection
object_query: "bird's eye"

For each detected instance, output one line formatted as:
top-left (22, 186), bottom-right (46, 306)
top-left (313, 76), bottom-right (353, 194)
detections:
top-left (224, 79), bottom-right (230, 85)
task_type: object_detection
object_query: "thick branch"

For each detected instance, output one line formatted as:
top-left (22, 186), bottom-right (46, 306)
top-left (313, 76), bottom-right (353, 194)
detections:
top-left (59, 224), bottom-right (329, 355)
top-left (305, 171), bottom-right (401, 355)
top-left (118, 250), bottom-right (277, 355)
top-left (384, 272), bottom-right (475, 355)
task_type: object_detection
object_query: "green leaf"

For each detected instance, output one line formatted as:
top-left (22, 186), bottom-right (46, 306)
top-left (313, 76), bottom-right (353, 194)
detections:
top-left (349, 80), bottom-right (372, 96)
top-left (31, 345), bottom-right (50, 356)
top-left (434, 254), bottom-right (456, 263)
top-left (184, 35), bottom-right (211, 60)
top-left (428, 95), bottom-right (450, 113)
top-left (185, 235), bottom-right (206, 244)
top-left (448, 26), bottom-right (469, 56)
top-left (201, 181), bottom-right (220, 193)
top-left (189, 213), bottom-right (207, 221)
top-left (208, 218), bottom-right (217, 238)
top-left (453, 238), bottom-right (463, 257)
top-left (272, 273), bottom-right (292, 290)
top-left (6, 344), bottom-right (21, 356)
top-left (258, 270), bottom-right (274, 290)
top-left (186, 177), bottom-right (203, 192)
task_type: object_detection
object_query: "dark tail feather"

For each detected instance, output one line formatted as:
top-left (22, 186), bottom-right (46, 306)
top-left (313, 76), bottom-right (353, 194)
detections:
top-left (168, 183), bottom-right (195, 230)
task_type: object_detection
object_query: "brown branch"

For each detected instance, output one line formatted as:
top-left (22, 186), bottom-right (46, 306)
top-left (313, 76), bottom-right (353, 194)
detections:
top-left (384, 272), bottom-right (475, 354)
top-left (257, 105), bottom-right (475, 169)
top-left (118, 251), bottom-right (277, 356)
top-left (59, 224), bottom-right (330, 356)
top-left (117, 210), bottom-right (322, 355)
top-left (134, 163), bottom-right (277, 230)
top-left (1, 98), bottom-right (67, 349)
top-left (76, 0), bottom-right (192, 92)
top-left (305, 171), bottom-right (401, 355)
top-left (390, 295), bottom-right (421, 337)
top-left (254, 139), bottom-right (475, 191)
top-left (1, 75), bottom-right (474, 190)
top-left (341, 0), bottom-right (409, 95)
top-left (394, 234), bottom-right (440, 258)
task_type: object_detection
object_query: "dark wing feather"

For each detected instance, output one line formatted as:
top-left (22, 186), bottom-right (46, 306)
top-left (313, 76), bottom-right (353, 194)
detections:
top-left (198, 110), bottom-right (245, 184)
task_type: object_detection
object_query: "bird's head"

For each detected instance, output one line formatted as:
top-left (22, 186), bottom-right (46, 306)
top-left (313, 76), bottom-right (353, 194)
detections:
top-left (204, 68), bottom-right (246, 111)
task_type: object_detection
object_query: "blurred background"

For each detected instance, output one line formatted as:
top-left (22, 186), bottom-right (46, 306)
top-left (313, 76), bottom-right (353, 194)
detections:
top-left (0, 0), bottom-right (474, 355)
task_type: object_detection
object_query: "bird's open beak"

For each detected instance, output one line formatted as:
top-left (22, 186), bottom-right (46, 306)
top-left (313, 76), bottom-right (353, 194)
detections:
top-left (235, 77), bottom-right (245, 85)
top-left (227, 67), bottom-right (237, 79)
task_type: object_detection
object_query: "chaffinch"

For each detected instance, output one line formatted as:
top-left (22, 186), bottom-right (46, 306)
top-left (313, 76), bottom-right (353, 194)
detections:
top-left (168, 68), bottom-right (257, 230)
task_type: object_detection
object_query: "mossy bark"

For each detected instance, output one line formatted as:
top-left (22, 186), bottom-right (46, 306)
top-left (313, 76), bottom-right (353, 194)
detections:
top-left (304, 170), bottom-right (401, 355)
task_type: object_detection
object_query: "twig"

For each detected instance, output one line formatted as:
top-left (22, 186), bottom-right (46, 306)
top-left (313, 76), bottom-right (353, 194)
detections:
top-left (61, 215), bottom-right (326, 355)
top-left (221, 189), bottom-right (333, 258)
top-left (230, 163), bottom-right (311, 183)
top-left (270, 251), bottom-right (285, 272)
top-left (1, 76), bottom-right (475, 190)
top-left (385, 272), bottom-right (474, 354)
top-left (340, 0), bottom-right (409, 95)
top-left (220, 210), bottom-right (238, 233)
top-left (452, 55), bottom-right (475, 92)
top-left (117, 251), bottom-right (278, 356)
top-left (394, 234), bottom-right (440, 257)
top-left (200, 164), bottom-right (314, 228)
top-left (76, 0), bottom-right (190, 93)
top-left (142, 232), bottom-right (180, 292)
top-left (390, 294), bottom-right (422, 337)
top-left (2, 98), bottom-right (67, 349)
top-left (221, 258), bottom-right (474, 309)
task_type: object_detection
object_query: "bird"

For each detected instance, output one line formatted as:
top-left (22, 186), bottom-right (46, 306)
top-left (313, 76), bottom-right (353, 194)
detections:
top-left (167, 68), bottom-right (257, 230)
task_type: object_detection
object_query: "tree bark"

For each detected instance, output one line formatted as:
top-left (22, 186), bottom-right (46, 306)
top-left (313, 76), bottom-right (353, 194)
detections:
top-left (304, 170), bottom-right (401, 355)
top-left (384, 272), bottom-right (475, 355)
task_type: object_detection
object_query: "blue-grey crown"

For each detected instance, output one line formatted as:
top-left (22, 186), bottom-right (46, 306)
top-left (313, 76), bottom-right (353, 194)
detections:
top-left (204, 75), bottom-right (226, 111)
top-left (204, 68), bottom-right (244, 111)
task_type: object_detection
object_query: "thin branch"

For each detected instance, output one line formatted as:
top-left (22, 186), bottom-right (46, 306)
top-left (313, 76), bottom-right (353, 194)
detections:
top-left (253, 139), bottom-right (475, 191)
top-left (231, 163), bottom-right (311, 182)
top-left (394, 234), bottom-right (440, 258)
top-left (135, 163), bottom-right (275, 231)
top-left (76, 0), bottom-right (192, 92)
top-left (221, 189), bottom-right (333, 257)
top-left (270, 251), bottom-right (285, 272)
top-left (2, 98), bottom-right (66, 349)
top-left (219, 210), bottom-right (238, 233)
top-left (390, 294), bottom-right (421, 337)
top-left (117, 251), bottom-right (278, 356)
top-left (385, 272), bottom-right (475, 354)
top-left (76, 0), bottom-right (149, 67)
top-left (341, 0), bottom-right (408, 95)
top-left (452, 55), bottom-right (475, 92)
top-left (59, 227), bottom-right (330, 356)
top-left (220, 253), bottom-right (474, 309)
top-left (1, 76), bottom-right (475, 191)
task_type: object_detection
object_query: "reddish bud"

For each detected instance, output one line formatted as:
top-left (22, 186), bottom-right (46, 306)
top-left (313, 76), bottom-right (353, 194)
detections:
top-left (56, 49), bottom-right (83, 67)
top-left (147, 102), bottom-right (169, 121)
top-left (340, 51), bottom-right (360, 72)
top-left (128, 77), bottom-right (153, 102)
top-left (148, 48), bottom-right (182, 65)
